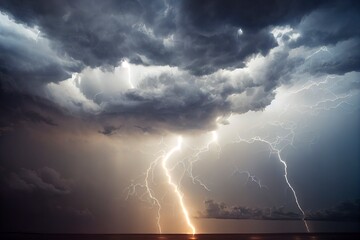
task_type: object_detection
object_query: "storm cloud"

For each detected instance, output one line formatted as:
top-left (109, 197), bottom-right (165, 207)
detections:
top-left (6, 167), bottom-right (72, 194)
top-left (0, 0), bottom-right (358, 133)
top-left (200, 199), bottom-right (360, 221)
top-left (0, 0), bottom-right (359, 234)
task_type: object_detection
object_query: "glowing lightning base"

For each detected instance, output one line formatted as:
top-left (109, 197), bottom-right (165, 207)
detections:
top-left (162, 136), bottom-right (196, 235)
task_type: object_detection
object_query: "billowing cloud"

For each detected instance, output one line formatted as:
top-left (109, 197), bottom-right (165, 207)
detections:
top-left (0, 0), bottom-right (359, 234)
top-left (0, 12), bottom-right (80, 91)
top-left (0, 0), bottom-right (359, 134)
top-left (6, 167), bottom-right (72, 194)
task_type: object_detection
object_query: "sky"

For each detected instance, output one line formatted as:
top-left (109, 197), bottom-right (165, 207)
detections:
top-left (0, 0), bottom-right (359, 234)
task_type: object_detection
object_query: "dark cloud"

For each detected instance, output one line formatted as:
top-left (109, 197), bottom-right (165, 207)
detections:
top-left (93, 48), bottom-right (303, 132)
top-left (306, 199), bottom-right (360, 222)
top-left (199, 199), bottom-right (302, 220)
top-left (0, 0), bottom-right (358, 133)
top-left (0, 88), bottom-right (63, 131)
top-left (99, 125), bottom-right (122, 136)
top-left (0, 11), bottom-right (80, 90)
top-left (0, 0), bottom-right (165, 69)
top-left (292, 1), bottom-right (360, 48)
top-left (307, 39), bottom-right (360, 75)
top-left (0, 0), bottom-right (328, 76)
top-left (173, 29), bottom-right (277, 76)
top-left (6, 167), bottom-right (72, 194)
top-left (288, 1), bottom-right (360, 75)
top-left (180, 0), bottom-right (327, 33)
top-left (22, 111), bottom-right (58, 126)
top-left (100, 77), bottom-right (229, 131)
top-left (0, 0), bottom-right (357, 79)
top-left (200, 199), bottom-right (360, 221)
top-left (0, 1), bottom-right (358, 234)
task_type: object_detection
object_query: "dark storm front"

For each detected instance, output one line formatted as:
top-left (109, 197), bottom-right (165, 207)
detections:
top-left (2, 233), bottom-right (360, 240)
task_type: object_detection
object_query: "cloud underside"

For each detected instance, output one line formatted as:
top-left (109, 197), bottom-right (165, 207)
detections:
top-left (0, 0), bottom-right (359, 133)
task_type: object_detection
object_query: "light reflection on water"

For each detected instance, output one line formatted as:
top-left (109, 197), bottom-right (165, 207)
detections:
top-left (156, 235), bottom-right (197, 240)
top-left (249, 236), bottom-right (262, 240)
top-left (153, 234), bottom-right (336, 240)
top-left (156, 236), bottom-right (168, 240)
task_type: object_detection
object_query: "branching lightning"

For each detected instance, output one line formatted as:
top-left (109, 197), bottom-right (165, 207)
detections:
top-left (225, 46), bottom-right (354, 232)
top-left (124, 130), bottom-right (223, 234)
top-left (145, 155), bottom-right (163, 233)
top-left (123, 45), bottom-right (358, 234)
top-left (125, 136), bottom-right (198, 234)
top-left (186, 131), bottom-right (220, 191)
top-left (162, 136), bottom-right (196, 235)
top-left (305, 46), bottom-right (331, 60)
top-left (234, 135), bottom-right (310, 232)
top-left (232, 168), bottom-right (268, 190)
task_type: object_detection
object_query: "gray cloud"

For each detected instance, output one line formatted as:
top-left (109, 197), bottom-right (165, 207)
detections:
top-left (307, 39), bottom-right (360, 75)
top-left (7, 167), bottom-right (72, 195)
top-left (199, 199), bottom-right (302, 220)
top-left (180, 0), bottom-right (327, 33)
top-left (306, 199), bottom-right (360, 221)
top-left (0, 1), bottom-right (359, 233)
top-left (0, 12), bottom-right (80, 91)
top-left (292, 2), bottom-right (360, 47)
top-left (0, 0), bottom-right (330, 75)
top-left (0, 88), bottom-right (63, 132)
top-left (99, 125), bottom-right (122, 136)
top-left (289, 1), bottom-right (360, 75)
top-left (200, 199), bottom-right (360, 221)
top-left (0, 0), bottom-right (359, 133)
top-left (100, 74), bottom-right (230, 132)
top-left (85, 46), bottom-right (303, 133)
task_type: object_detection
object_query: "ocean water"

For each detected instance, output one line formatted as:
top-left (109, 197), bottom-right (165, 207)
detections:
top-left (1, 233), bottom-right (359, 240)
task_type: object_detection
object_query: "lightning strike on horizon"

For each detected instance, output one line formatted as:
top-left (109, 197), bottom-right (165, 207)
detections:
top-left (227, 46), bottom-right (357, 233)
top-left (234, 135), bottom-right (310, 232)
top-left (162, 136), bottom-right (196, 235)
top-left (123, 43), bottom-right (358, 234)
top-left (125, 136), bottom-right (198, 234)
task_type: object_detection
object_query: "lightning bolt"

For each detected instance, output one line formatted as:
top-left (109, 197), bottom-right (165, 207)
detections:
top-left (305, 46), bottom-right (331, 60)
top-left (124, 150), bottom-right (164, 232)
top-left (121, 60), bottom-right (134, 89)
top-left (145, 155), bottom-right (163, 233)
top-left (125, 136), bottom-right (198, 234)
top-left (234, 134), bottom-right (310, 232)
top-left (120, 39), bottom-right (358, 235)
top-left (162, 136), bottom-right (196, 235)
top-left (232, 169), bottom-right (268, 190)
top-left (187, 131), bottom-right (220, 191)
